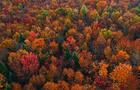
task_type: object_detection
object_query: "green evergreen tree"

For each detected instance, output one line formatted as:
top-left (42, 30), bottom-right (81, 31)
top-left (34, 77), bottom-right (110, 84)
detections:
top-left (0, 61), bottom-right (9, 77)
top-left (72, 52), bottom-right (79, 65)
top-left (80, 5), bottom-right (88, 16)
top-left (63, 47), bottom-right (72, 61)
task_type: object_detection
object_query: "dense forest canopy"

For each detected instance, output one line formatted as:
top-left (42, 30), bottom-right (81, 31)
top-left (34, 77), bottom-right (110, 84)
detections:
top-left (0, 0), bottom-right (140, 90)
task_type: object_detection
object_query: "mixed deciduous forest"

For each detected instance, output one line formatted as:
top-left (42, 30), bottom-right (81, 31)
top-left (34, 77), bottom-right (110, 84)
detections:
top-left (0, 0), bottom-right (140, 90)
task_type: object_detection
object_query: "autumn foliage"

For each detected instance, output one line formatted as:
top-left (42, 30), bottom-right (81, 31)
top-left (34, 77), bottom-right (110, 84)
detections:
top-left (0, 0), bottom-right (139, 90)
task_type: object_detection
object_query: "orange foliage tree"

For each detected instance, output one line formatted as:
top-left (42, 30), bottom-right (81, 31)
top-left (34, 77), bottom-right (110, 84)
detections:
top-left (110, 63), bottom-right (133, 85)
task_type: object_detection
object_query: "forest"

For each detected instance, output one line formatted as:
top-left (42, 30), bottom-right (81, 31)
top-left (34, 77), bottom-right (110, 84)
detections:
top-left (0, 0), bottom-right (140, 90)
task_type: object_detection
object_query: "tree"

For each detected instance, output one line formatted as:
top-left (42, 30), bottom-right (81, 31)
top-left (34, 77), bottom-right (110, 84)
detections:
top-left (63, 47), bottom-right (72, 61)
top-left (80, 5), bottom-right (88, 16)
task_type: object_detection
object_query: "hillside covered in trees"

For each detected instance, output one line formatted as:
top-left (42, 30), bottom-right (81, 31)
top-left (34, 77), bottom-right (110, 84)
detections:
top-left (0, 0), bottom-right (140, 90)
